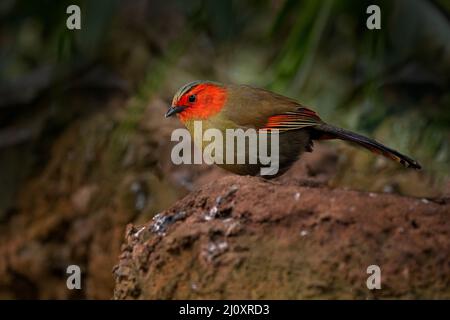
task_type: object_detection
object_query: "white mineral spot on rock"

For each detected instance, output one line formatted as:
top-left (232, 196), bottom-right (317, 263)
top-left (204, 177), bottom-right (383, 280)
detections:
top-left (207, 242), bottom-right (216, 252)
top-left (300, 230), bottom-right (308, 237)
top-left (134, 226), bottom-right (146, 238)
top-left (205, 240), bottom-right (229, 262)
top-left (150, 213), bottom-right (166, 235)
top-left (421, 198), bottom-right (429, 204)
top-left (204, 206), bottom-right (218, 221)
top-left (218, 241), bottom-right (228, 251)
top-left (294, 192), bottom-right (301, 200)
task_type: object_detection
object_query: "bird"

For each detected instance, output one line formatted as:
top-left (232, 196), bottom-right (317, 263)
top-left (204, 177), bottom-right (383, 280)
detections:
top-left (165, 80), bottom-right (421, 177)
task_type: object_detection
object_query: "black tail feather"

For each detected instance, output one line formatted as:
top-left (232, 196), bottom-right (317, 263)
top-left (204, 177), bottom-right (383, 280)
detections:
top-left (314, 124), bottom-right (421, 170)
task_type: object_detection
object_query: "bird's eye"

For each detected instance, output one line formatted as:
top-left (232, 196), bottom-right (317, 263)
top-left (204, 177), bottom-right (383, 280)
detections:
top-left (188, 94), bottom-right (196, 103)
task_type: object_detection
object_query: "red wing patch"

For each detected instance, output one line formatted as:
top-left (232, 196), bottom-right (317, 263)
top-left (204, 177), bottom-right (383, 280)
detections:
top-left (261, 107), bottom-right (323, 132)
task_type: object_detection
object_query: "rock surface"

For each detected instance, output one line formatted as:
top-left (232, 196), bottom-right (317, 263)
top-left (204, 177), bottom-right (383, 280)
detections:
top-left (113, 175), bottom-right (450, 299)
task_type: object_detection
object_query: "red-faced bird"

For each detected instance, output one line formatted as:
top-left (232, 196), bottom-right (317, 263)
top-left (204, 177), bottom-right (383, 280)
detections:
top-left (166, 80), bottom-right (421, 177)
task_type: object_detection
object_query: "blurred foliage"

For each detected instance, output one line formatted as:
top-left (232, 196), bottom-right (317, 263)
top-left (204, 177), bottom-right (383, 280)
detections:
top-left (0, 0), bottom-right (449, 214)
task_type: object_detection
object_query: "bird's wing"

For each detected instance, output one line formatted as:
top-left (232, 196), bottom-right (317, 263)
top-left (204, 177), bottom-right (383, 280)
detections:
top-left (260, 107), bottom-right (323, 132)
top-left (223, 84), bottom-right (323, 131)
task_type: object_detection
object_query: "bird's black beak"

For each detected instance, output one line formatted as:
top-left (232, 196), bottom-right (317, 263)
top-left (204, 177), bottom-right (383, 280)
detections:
top-left (165, 105), bottom-right (187, 118)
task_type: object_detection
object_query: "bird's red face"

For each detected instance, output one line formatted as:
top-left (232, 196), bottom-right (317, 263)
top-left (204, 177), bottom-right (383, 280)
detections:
top-left (166, 82), bottom-right (228, 122)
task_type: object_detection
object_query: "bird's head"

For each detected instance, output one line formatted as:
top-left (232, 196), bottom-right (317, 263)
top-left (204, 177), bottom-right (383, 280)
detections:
top-left (165, 80), bottom-right (227, 122)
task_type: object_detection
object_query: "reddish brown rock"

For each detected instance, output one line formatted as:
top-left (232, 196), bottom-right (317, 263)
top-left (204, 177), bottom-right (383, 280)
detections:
top-left (113, 175), bottom-right (450, 299)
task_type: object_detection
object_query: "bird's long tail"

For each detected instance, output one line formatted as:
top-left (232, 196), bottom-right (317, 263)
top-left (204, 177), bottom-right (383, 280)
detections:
top-left (313, 123), bottom-right (421, 169)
